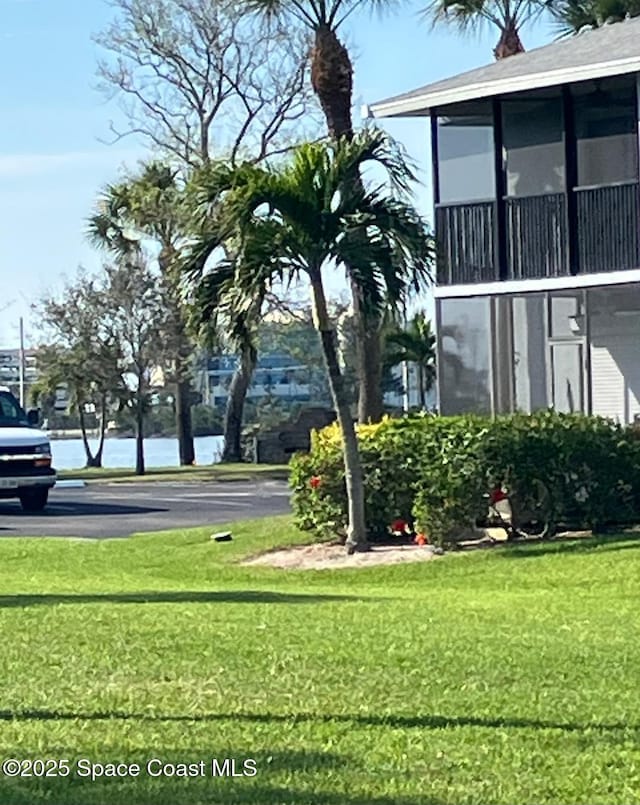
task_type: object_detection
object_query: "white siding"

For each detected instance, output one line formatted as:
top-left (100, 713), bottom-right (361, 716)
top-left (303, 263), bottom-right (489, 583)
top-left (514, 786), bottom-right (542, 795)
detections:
top-left (591, 334), bottom-right (640, 423)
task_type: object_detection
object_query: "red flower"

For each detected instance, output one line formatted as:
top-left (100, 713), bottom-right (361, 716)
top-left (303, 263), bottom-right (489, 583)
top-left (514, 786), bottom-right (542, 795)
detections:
top-left (391, 519), bottom-right (408, 533)
top-left (489, 487), bottom-right (508, 504)
top-left (309, 475), bottom-right (322, 489)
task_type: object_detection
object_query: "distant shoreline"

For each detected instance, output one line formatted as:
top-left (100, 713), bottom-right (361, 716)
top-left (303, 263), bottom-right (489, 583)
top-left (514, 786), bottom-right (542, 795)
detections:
top-left (47, 430), bottom-right (223, 440)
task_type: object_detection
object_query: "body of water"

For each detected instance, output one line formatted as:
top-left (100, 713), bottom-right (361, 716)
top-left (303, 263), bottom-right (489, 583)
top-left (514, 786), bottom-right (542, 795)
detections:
top-left (50, 435), bottom-right (225, 471)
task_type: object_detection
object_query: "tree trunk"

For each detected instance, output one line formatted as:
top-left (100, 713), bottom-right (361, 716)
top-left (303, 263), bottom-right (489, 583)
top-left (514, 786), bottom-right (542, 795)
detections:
top-left (310, 271), bottom-right (368, 553)
top-left (311, 24), bottom-right (354, 139)
top-left (353, 284), bottom-right (384, 423)
top-left (221, 344), bottom-right (257, 463)
top-left (92, 393), bottom-right (108, 468)
top-left (175, 377), bottom-right (195, 465)
top-left (135, 378), bottom-right (145, 476)
top-left (160, 251), bottom-right (196, 466)
top-left (494, 21), bottom-right (525, 59)
top-left (311, 24), bottom-right (384, 424)
top-left (78, 404), bottom-right (99, 468)
top-left (418, 365), bottom-right (426, 411)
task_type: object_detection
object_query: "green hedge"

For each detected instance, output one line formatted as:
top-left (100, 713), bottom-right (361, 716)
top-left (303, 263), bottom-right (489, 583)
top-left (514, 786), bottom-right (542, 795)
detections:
top-left (289, 412), bottom-right (640, 546)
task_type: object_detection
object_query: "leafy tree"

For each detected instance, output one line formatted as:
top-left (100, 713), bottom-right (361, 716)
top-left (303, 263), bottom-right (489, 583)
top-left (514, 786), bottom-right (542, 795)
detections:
top-left (384, 311), bottom-right (436, 410)
top-left (184, 130), bottom-right (433, 551)
top-left (256, 297), bottom-right (359, 406)
top-left (32, 272), bottom-right (124, 468)
top-left (101, 259), bottom-right (170, 475)
top-left (422, 0), bottom-right (546, 58)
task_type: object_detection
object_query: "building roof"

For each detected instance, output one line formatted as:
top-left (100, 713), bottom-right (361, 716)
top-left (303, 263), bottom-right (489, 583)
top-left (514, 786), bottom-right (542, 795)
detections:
top-left (370, 17), bottom-right (640, 118)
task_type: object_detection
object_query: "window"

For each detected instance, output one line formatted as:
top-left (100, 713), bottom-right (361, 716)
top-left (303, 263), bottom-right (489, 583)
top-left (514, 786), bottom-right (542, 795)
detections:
top-left (0, 392), bottom-right (28, 427)
top-left (437, 104), bottom-right (496, 203)
top-left (549, 290), bottom-right (585, 338)
top-left (511, 294), bottom-right (548, 412)
top-left (573, 77), bottom-right (638, 187)
top-left (438, 297), bottom-right (492, 414)
top-left (502, 94), bottom-right (565, 196)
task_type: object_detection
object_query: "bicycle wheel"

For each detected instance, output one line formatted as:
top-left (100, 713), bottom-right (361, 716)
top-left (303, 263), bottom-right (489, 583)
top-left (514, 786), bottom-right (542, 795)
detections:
top-left (510, 479), bottom-right (553, 540)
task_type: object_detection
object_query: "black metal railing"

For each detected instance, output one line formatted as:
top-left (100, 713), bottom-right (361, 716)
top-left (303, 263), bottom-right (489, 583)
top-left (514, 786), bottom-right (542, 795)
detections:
top-left (435, 201), bottom-right (497, 285)
top-left (505, 193), bottom-right (568, 279)
top-left (575, 181), bottom-right (640, 274)
top-left (436, 182), bottom-right (640, 286)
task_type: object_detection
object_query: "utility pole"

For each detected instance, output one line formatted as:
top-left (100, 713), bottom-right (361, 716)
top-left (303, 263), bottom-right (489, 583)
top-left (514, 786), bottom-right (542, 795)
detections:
top-left (19, 317), bottom-right (25, 407)
top-left (401, 303), bottom-right (410, 414)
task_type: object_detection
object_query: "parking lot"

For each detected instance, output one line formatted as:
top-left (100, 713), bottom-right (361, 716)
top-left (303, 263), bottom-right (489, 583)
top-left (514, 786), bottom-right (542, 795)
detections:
top-left (0, 480), bottom-right (291, 538)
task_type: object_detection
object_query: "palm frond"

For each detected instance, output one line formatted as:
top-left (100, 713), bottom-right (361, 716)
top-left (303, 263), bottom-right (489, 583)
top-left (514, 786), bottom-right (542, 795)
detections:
top-left (186, 128), bottom-right (434, 347)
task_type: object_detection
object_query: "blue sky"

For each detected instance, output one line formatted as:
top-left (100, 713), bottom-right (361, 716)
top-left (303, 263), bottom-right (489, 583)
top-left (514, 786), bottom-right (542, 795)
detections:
top-left (0, 0), bottom-right (554, 347)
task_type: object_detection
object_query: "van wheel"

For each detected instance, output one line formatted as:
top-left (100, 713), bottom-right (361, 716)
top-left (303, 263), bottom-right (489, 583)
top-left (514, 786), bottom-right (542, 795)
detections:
top-left (19, 489), bottom-right (49, 513)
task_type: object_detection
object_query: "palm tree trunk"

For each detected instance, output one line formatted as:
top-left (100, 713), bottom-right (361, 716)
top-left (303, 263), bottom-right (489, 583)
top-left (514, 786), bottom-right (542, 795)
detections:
top-left (311, 24), bottom-right (384, 424)
top-left (418, 364), bottom-right (426, 410)
top-left (175, 376), bottom-right (195, 465)
top-left (353, 290), bottom-right (383, 423)
top-left (221, 344), bottom-right (256, 463)
top-left (309, 271), bottom-right (368, 553)
top-left (311, 24), bottom-right (354, 138)
top-left (161, 253), bottom-right (195, 466)
top-left (494, 20), bottom-right (525, 59)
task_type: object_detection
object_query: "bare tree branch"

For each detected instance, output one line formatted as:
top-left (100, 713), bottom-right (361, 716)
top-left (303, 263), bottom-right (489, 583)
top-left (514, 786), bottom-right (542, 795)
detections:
top-left (95, 0), bottom-right (321, 167)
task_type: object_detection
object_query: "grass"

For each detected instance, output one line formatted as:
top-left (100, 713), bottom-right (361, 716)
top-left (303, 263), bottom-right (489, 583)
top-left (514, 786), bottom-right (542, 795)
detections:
top-left (57, 463), bottom-right (289, 484)
top-left (1, 520), bottom-right (640, 804)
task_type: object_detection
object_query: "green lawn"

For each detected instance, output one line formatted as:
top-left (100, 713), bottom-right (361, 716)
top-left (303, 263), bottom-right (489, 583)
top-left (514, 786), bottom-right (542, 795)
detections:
top-left (58, 463), bottom-right (289, 483)
top-left (1, 520), bottom-right (640, 804)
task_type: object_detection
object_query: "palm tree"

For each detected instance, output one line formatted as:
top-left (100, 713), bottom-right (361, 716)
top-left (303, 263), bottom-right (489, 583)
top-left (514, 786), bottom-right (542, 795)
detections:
top-left (548, 0), bottom-right (640, 35)
top-left (184, 129), bottom-right (433, 552)
top-left (385, 311), bottom-right (436, 410)
top-left (88, 163), bottom-right (198, 467)
top-left (187, 259), bottom-right (264, 464)
top-left (422, 0), bottom-right (546, 58)
top-left (247, 0), bottom-right (405, 424)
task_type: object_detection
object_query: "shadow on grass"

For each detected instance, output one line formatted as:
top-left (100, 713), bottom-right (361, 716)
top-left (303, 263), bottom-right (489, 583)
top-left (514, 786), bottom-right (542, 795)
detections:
top-left (0, 590), bottom-right (369, 609)
top-left (0, 708), bottom-right (637, 735)
top-left (0, 748), bottom-right (446, 805)
top-left (498, 531), bottom-right (640, 559)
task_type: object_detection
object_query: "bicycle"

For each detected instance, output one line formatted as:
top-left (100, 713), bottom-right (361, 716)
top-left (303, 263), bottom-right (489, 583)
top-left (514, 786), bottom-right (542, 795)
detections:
top-left (476, 479), bottom-right (554, 542)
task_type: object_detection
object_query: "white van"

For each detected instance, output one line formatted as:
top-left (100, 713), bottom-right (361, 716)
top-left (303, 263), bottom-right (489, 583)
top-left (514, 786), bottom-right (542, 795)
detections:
top-left (0, 386), bottom-right (56, 512)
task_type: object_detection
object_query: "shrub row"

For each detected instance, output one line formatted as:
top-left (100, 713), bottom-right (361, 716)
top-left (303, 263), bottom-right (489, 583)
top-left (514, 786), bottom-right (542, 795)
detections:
top-left (289, 412), bottom-right (640, 546)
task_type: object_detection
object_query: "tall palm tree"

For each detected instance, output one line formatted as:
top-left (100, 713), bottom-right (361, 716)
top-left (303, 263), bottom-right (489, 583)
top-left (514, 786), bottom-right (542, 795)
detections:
top-left (422, 0), bottom-right (546, 58)
top-left (247, 0), bottom-right (403, 424)
top-left (385, 311), bottom-right (436, 409)
top-left (88, 163), bottom-right (197, 466)
top-left (184, 129), bottom-right (433, 552)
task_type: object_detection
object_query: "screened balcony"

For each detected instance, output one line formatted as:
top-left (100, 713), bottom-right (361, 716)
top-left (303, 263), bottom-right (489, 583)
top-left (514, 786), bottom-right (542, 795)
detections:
top-left (434, 76), bottom-right (640, 286)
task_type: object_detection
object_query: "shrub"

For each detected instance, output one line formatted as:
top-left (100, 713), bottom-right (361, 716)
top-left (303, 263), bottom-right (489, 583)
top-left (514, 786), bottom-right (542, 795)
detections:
top-left (290, 412), bottom-right (640, 547)
top-left (289, 414), bottom-right (437, 541)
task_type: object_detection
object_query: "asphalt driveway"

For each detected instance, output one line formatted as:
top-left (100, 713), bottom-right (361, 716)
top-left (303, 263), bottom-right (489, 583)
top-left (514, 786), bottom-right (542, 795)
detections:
top-left (0, 480), bottom-right (291, 538)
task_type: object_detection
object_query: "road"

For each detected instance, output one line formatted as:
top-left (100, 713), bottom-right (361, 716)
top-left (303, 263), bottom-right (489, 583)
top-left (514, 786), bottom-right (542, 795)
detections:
top-left (0, 480), bottom-right (291, 538)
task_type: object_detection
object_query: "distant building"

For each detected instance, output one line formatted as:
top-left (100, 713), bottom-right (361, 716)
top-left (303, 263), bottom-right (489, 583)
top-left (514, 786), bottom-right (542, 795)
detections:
top-left (0, 348), bottom-right (38, 399)
top-left (205, 352), bottom-right (312, 406)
